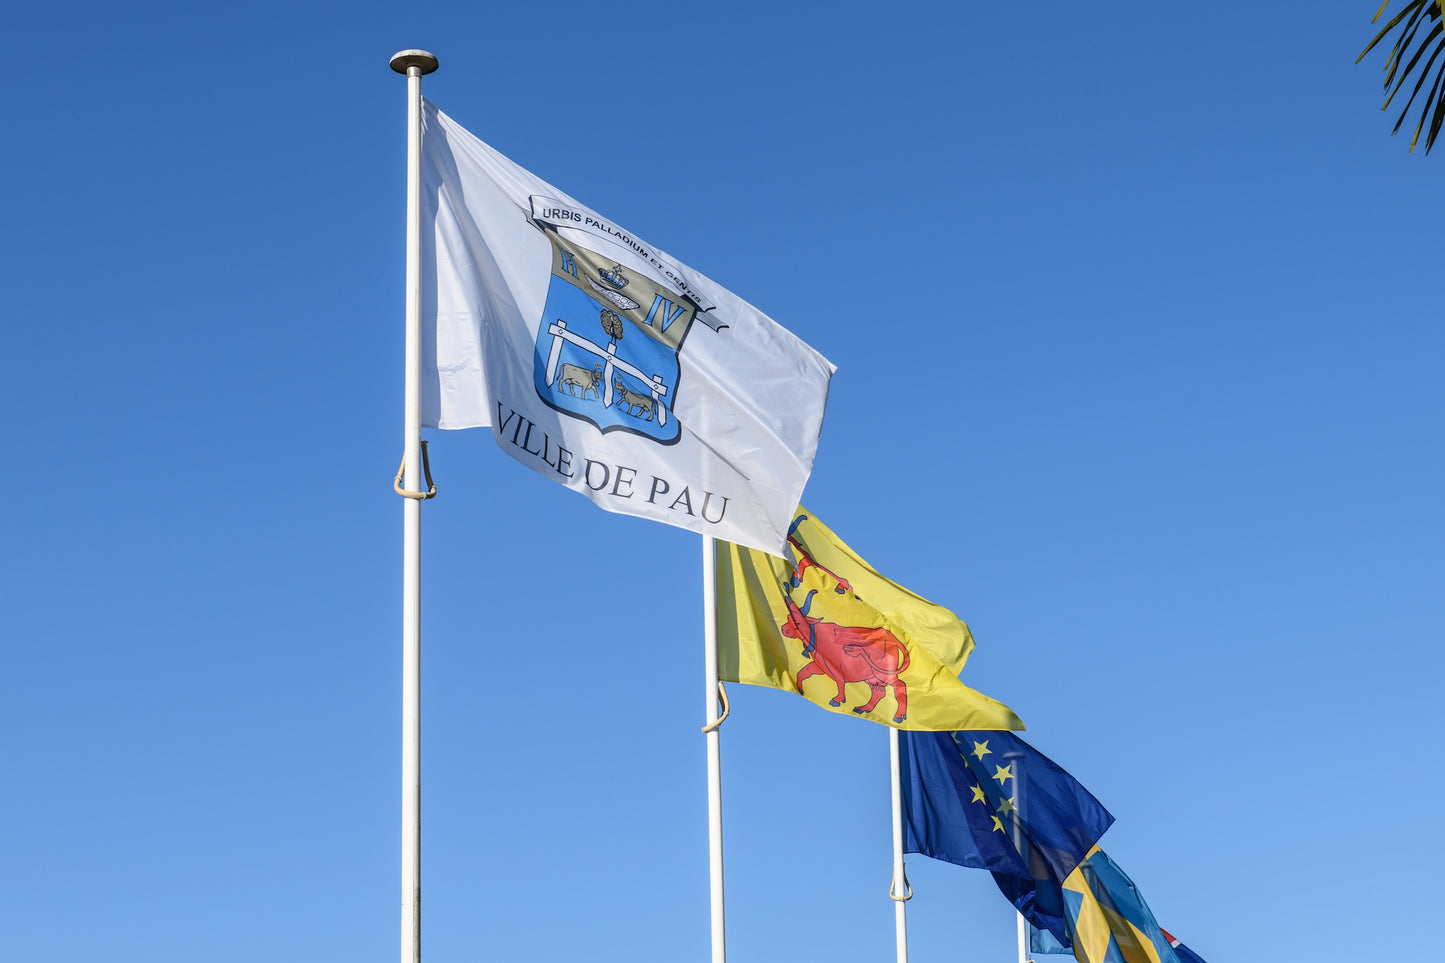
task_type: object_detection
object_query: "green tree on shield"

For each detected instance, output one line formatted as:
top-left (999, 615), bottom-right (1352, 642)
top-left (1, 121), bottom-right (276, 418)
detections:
top-left (1360, 1), bottom-right (1445, 152)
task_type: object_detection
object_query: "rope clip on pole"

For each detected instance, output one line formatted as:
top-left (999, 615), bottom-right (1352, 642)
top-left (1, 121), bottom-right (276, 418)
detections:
top-left (701, 681), bottom-right (730, 733)
top-left (394, 439), bottom-right (437, 500)
top-left (888, 866), bottom-right (913, 902)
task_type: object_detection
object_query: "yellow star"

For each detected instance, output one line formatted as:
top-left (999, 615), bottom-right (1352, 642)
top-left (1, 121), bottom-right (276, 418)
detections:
top-left (969, 784), bottom-right (987, 804)
top-left (971, 740), bottom-right (992, 760)
top-left (995, 796), bottom-right (1017, 817)
top-left (990, 815), bottom-right (1006, 833)
top-left (992, 763), bottom-right (1014, 785)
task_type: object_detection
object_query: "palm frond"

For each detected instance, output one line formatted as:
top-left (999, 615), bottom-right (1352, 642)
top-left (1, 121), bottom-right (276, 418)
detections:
top-left (1360, 0), bottom-right (1445, 153)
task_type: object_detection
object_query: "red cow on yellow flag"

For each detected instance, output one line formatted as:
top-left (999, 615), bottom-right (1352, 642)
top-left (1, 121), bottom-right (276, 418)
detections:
top-left (714, 509), bottom-right (1024, 731)
top-left (780, 584), bottom-right (912, 723)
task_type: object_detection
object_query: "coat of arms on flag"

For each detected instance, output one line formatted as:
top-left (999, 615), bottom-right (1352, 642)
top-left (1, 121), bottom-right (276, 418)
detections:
top-left (531, 226), bottom-right (696, 445)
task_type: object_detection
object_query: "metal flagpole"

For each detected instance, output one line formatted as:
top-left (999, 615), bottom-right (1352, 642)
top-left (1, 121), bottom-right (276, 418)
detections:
top-left (701, 535), bottom-right (726, 962)
top-left (888, 727), bottom-right (910, 963)
top-left (1006, 748), bottom-right (1030, 963)
top-left (391, 47), bottom-right (438, 963)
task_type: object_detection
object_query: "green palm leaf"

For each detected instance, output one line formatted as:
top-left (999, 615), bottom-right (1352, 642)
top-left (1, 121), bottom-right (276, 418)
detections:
top-left (1360, 0), bottom-right (1445, 153)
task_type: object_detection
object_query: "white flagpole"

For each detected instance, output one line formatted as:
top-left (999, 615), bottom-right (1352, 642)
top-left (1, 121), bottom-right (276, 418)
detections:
top-left (1007, 748), bottom-right (1030, 963)
top-left (391, 47), bottom-right (438, 963)
top-left (701, 535), bottom-right (726, 962)
top-left (888, 727), bottom-right (909, 963)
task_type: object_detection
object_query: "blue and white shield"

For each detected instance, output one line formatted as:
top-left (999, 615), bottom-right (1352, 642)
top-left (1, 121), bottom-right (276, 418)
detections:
top-left (532, 232), bottom-right (696, 444)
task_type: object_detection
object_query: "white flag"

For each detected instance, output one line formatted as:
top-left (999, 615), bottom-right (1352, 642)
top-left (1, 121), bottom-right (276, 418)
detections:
top-left (419, 100), bottom-right (834, 555)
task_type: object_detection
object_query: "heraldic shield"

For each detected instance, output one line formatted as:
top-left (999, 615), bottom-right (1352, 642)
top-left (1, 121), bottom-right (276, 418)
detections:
top-left (532, 228), bottom-right (697, 444)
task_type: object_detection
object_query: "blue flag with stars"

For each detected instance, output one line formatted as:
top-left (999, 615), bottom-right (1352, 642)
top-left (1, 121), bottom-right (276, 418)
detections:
top-left (899, 730), bottom-right (1115, 946)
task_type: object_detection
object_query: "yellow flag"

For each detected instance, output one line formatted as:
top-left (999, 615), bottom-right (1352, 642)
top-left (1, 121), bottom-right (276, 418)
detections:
top-left (715, 508), bottom-right (1023, 731)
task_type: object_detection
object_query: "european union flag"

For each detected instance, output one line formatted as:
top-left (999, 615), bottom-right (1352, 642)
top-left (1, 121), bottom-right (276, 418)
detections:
top-left (899, 730), bottom-right (1115, 945)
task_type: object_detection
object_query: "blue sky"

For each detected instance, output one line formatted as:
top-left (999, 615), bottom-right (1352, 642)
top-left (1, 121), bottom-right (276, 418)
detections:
top-left (4, 3), bottom-right (1440, 961)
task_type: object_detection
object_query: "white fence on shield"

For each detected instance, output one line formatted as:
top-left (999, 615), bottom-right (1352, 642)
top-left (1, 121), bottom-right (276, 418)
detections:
top-left (542, 320), bottom-right (671, 427)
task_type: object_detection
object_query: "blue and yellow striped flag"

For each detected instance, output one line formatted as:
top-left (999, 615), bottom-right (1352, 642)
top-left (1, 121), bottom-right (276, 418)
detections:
top-left (1056, 847), bottom-right (1183, 963)
top-left (715, 509), bottom-right (1022, 731)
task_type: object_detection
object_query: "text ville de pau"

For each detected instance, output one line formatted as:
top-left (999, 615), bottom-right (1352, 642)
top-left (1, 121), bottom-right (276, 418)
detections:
top-left (494, 402), bottom-right (730, 523)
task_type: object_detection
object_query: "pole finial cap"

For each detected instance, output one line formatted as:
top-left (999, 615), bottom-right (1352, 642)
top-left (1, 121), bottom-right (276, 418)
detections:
top-left (390, 50), bottom-right (439, 75)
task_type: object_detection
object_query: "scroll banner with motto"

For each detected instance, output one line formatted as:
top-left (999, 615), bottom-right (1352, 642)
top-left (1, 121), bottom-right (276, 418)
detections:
top-left (715, 509), bottom-right (1024, 731)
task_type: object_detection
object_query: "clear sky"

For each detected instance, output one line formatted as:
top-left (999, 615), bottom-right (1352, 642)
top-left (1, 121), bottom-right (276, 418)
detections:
top-left (4, 3), bottom-right (1440, 961)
